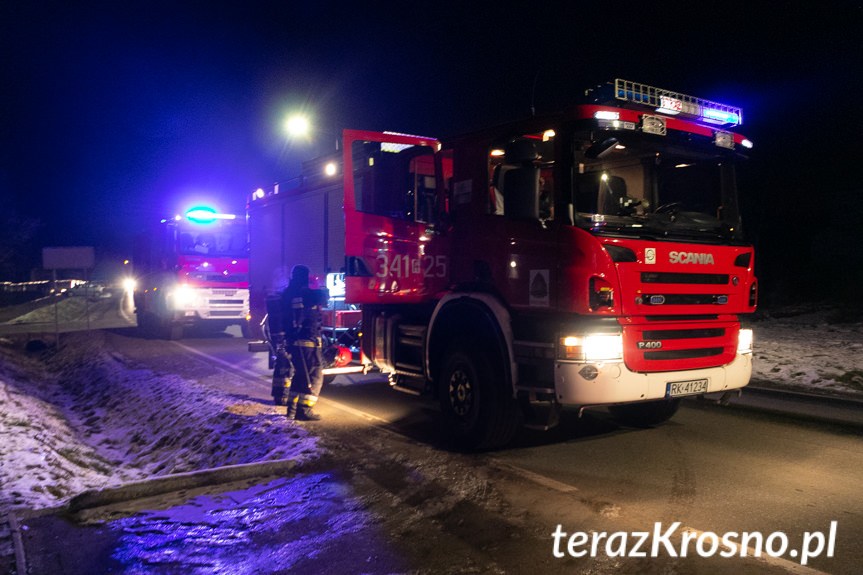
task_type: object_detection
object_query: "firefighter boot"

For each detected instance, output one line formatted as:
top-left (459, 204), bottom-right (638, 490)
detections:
top-left (286, 397), bottom-right (299, 421)
top-left (296, 406), bottom-right (321, 421)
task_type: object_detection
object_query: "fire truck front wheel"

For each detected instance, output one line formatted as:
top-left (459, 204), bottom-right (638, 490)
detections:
top-left (438, 342), bottom-right (520, 450)
top-left (607, 398), bottom-right (681, 428)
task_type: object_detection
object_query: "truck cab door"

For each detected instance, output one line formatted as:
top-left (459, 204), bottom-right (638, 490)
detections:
top-left (342, 130), bottom-right (450, 304)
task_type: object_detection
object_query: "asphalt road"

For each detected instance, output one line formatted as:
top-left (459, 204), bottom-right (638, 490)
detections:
top-left (178, 333), bottom-right (863, 575)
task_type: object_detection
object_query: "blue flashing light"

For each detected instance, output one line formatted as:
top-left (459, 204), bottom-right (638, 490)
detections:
top-left (702, 108), bottom-right (740, 125)
top-left (185, 207), bottom-right (237, 224)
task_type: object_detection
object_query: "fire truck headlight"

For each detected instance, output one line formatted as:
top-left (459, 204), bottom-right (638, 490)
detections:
top-left (584, 334), bottom-right (623, 362)
top-left (560, 334), bottom-right (623, 362)
top-left (737, 328), bottom-right (753, 355)
top-left (122, 278), bottom-right (136, 292)
top-left (170, 286), bottom-right (198, 309)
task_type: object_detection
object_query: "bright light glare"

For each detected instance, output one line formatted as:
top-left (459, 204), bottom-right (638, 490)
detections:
top-left (702, 108), bottom-right (740, 125)
top-left (737, 328), bottom-right (753, 354)
top-left (583, 334), bottom-right (623, 361)
top-left (325, 162), bottom-right (337, 176)
top-left (170, 286), bottom-right (197, 308)
top-left (286, 115), bottom-right (309, 136)
top-left (594, 111), bottom-right (619, 121)
top-left (185, 208), bottom-right (236, 223)
top-left (122, 278), bottom-right (136, 291)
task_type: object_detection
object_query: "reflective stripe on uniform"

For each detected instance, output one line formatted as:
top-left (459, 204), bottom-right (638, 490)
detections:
top-left (288, 391), bottom-right (318, 407)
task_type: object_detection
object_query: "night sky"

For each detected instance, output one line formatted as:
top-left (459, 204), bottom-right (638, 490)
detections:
top-left (2, 1), bottom-right (862, 299)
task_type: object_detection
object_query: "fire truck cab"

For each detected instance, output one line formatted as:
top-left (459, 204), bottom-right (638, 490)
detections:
top-left (133, 207), bottom-right (251, 339)
top-left (343, 80), bottom-right (756, 449)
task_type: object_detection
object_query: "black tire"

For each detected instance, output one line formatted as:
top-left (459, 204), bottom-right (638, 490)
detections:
top-left (137, 311), bottom-right (159, 338)
top-left (167, 323), bottom-right (183, 340)
top-left (155, 316), bottom-right (182, 340)
top-left (438, 343), bottom-right (520, 450)
top-left (608, 398), bottom-right (681, 427)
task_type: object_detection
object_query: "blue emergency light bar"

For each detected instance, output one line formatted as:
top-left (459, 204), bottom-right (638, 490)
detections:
top-left (611, 79), bottom-right (742, 127)
top-left (184, 207), bottom-right (237, 223)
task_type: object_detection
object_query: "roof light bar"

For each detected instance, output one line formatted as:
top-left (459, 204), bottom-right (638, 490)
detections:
top-left (612, 79), bottom-right (742, 127)
top-left (185, 207), bottom-right (237, 223)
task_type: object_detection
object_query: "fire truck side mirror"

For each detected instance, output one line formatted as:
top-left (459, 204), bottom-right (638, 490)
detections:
top-left (585, 137), bottom-right (619, 159)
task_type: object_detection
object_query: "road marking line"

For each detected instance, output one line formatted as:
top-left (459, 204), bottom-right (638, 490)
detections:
top-left (118, 291), bottom-right (137, 325)
top-left (490, 459), bottom-right (579, 493)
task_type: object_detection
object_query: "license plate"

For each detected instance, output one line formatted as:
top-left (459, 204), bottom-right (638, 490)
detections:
top-left (666, 378), bottom-right (709, 397)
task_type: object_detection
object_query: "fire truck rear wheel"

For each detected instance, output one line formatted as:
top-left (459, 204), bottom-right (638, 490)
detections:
top-left (153, 318), bottom-right (183, 340)
top-left (607, 398), bottom-right (681, 428)
top-left (438, 343), bottom-right (520, 450)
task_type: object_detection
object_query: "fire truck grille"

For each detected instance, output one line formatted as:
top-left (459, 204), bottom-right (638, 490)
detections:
top-left (192, 274), bottom-right (250, 283)
top-left (641, 272), bottom-right (729, 284)
top-left (209, 311), bottom-right (241, 317)
top-left (643, 347), bottom-right (725, 361)
top-left (624, 322), bottom-right (737, 372)
top-left (642, 328), bottom-right (725, 340)
top-left (209, 299), bottom-right (243, 305)
top-left (643, 294), bottom-right (725, 306)
top-left (212, 289), bottom-right (238, 296)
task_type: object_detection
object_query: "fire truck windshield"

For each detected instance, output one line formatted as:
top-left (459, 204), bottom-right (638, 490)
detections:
top-left (178, 225), bottom-right (248, 258)
top-left (571, 136), bottom-right (745, 243)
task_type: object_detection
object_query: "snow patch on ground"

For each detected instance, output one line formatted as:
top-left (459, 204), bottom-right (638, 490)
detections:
top-left (0, 332), bottom-right (321, 514)
top-left (749, 306), bottom-right (863, 398)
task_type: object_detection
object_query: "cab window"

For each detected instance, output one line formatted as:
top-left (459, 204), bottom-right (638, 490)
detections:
top-left (352, 142), bottom-right (438, 223)
top-left (487, 131), bottom-right (555, 221)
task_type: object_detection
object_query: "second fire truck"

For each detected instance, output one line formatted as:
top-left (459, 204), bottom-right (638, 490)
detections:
top-left (133, 207), bottom-right (251, 339)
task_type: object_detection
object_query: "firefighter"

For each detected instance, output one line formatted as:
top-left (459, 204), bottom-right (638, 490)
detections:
top-left (267, 292), bottom-right (293, 406)
top-left (282, 264), bottom-right (327, 421)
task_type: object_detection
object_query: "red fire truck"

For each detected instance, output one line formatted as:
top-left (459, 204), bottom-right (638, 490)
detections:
top-left (346, 79), bottom-right (756, 448)
top-left (255, 79), bottom-right (757, 448)
top-left (133, 207), bottom-right (251, 339)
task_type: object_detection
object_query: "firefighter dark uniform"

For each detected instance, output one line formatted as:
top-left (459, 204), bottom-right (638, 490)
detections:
top-left (282, 265), bottom-right (327, 421)
top-left (267, 294), bottom-right (293, 406)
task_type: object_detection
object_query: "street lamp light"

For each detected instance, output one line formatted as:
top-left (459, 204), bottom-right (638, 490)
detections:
top-left (285, 115), bottom-right (310, 138)
top-left (283, 112), bottom-right (340, 151)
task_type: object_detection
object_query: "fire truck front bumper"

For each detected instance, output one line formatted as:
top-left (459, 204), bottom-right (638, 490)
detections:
top-left (553, 352), bottom-right (752, 406)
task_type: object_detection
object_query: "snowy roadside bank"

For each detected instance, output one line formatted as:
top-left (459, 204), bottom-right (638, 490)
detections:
top-left (0, 331), bottom-right (321, 515)
top-left (749, 306), bottom-right (863, 400)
